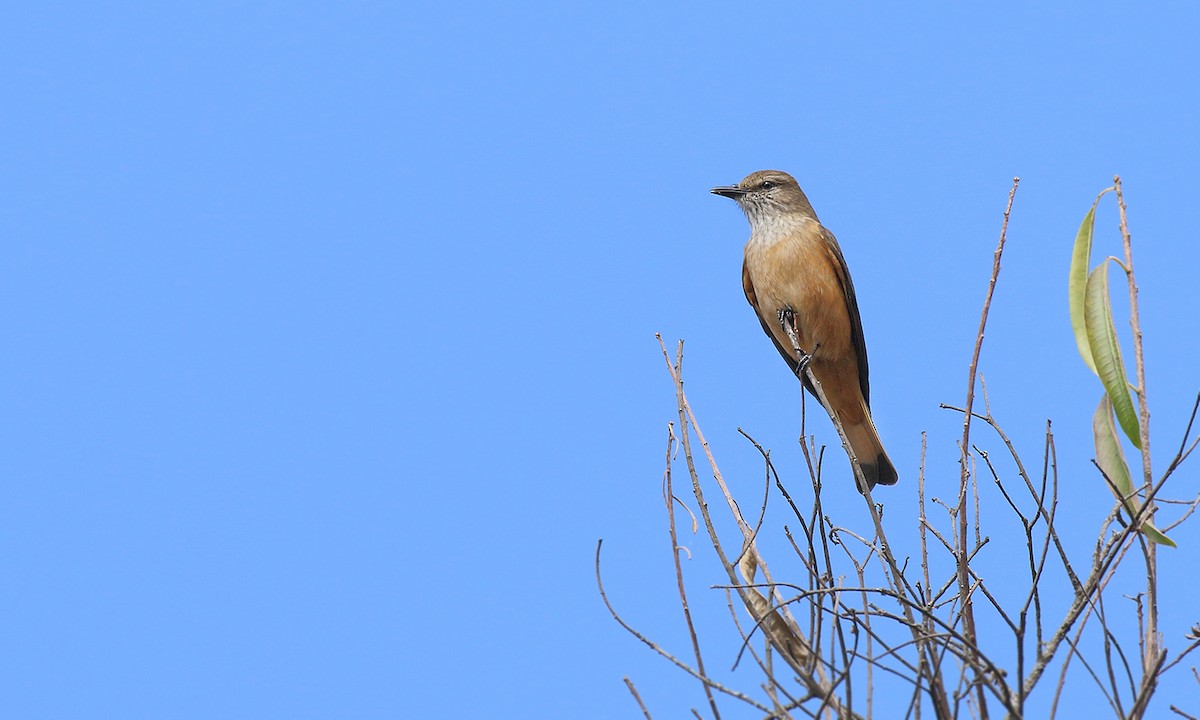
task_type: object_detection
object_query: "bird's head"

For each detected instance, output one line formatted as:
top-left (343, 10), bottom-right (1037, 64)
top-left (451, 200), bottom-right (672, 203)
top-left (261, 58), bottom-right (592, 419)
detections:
top-left (711, 170), bottom-right (818, 229)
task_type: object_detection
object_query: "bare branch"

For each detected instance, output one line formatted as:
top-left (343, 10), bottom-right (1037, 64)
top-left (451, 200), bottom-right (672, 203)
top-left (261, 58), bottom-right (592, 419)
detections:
top-left (624, 677), bottom-right (654, 720)
top-left (596, 539), bottom-right (774, 713)
top-left (662, 421), bottom-right (722, 719)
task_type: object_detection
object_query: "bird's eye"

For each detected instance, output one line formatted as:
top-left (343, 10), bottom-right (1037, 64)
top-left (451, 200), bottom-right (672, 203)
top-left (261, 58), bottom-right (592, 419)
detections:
top-left (761, 181), bottom-right (775, 190)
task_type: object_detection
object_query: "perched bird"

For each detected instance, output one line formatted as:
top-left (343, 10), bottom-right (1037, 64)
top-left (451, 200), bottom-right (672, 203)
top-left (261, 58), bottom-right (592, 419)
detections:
top-left (712, 170), bottom-right (897, 491)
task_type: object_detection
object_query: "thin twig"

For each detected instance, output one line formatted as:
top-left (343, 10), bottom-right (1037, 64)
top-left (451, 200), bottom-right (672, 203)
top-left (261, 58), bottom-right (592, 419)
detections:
top-left (596, 539), bottom-right (773, 713)
top-left (954, 176), bottom-right (1019, 719)
top-left (624, 677), bottom-right (654, 720)
top-left (663, 422), bottom-right (721, 719)
top-left (1114, 178), bottom-right (1165, 717)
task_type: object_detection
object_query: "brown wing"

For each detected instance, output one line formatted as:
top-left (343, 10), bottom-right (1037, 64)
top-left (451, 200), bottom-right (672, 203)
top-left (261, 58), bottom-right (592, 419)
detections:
top-left (818, 227), bottom-right (872, 407)
top-left (742, 259), bottom-right (819, 397)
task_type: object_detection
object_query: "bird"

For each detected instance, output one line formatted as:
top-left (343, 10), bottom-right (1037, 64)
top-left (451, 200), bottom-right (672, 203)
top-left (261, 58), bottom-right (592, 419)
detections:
top-left (711, 170), bottom-right (897, 491)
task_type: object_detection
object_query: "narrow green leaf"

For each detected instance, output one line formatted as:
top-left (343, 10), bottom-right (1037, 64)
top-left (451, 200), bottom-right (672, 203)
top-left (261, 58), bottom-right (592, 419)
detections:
top-left (1092, 394), bottom-right (1132, 499)
top-left (1084, 260), bottom-right (1141, 448)
top-left (1141, 523), bottom-right (1177, 548)
top-left (1069, 206), bottom-right (1098, 373)
top-left (1093, 395), bottom-right (1175, 548)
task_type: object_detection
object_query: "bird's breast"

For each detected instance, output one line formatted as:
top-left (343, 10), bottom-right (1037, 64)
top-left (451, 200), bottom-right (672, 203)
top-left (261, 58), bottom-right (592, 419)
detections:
top-left (744, 220), bottom-right (854, 360)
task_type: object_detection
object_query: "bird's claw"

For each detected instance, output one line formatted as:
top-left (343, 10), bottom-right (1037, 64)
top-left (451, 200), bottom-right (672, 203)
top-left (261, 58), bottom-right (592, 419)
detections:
top-left (794, 351), bottom-right (813, 377)
top-left (777, 306), bottom-right (812, 375)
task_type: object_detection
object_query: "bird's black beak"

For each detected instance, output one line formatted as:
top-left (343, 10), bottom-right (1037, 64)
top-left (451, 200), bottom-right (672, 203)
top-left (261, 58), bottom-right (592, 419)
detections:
top-left (710, 185), bottom-right (745, 199)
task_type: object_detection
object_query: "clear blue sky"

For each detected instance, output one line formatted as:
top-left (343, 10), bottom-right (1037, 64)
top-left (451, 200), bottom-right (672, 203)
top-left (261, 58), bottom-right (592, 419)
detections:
top-left (3, 2), bottom-right (1198, 717)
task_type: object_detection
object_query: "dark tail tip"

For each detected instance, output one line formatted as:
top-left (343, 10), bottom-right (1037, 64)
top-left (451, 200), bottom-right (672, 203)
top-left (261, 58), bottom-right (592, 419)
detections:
top-left (857, 453), bottom-right (899, 493)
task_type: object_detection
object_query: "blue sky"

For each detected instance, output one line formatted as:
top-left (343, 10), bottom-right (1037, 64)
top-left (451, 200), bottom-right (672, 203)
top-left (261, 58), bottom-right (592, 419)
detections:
top-left (3, 2), bottom-right (1199, 717)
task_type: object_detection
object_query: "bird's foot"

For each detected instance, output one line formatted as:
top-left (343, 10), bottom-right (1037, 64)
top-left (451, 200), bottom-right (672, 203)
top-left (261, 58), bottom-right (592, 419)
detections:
top-left (777, 307), bottom-right (814, 376)
top-left (776, 307), bottom-right (796, 333)
top-left (793, 351), bottom-right (813, 377)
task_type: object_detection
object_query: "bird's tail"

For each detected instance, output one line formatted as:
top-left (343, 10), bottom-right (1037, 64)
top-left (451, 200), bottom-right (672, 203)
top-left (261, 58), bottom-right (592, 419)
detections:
top-left (843, 407), bottom-right (898, 492)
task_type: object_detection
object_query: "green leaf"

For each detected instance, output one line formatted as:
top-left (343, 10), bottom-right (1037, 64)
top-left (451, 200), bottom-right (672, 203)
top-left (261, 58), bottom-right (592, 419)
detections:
top-left (1093, 395), bottom-right (1176, 548)
top-left (1092, 394), bottom-right (1132, 499)
top-left (1141, 523), bottom-right (1177, 548)
top-left (1069, 205), bottom-right (1098, 374)
top-left (1084, 260), bottom-right (1141, 448)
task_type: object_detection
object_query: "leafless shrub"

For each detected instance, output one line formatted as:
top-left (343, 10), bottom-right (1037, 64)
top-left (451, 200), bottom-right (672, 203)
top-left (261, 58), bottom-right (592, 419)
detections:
top-left (599, 178), bottom-right (1200, 719)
